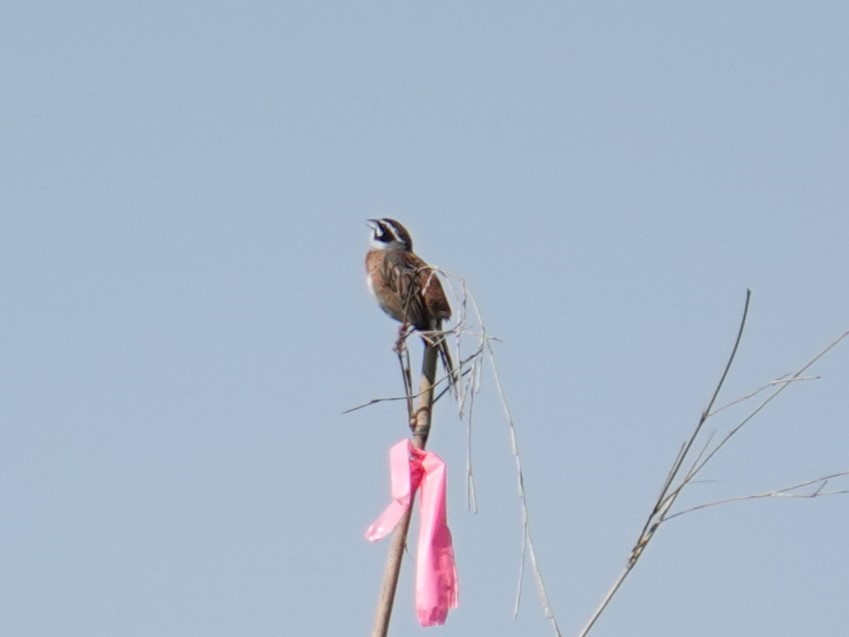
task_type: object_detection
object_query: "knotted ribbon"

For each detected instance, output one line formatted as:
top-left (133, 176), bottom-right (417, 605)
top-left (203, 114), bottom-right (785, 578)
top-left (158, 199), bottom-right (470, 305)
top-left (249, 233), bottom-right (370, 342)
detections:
top-left (366, 439), bottom-right (459, 626)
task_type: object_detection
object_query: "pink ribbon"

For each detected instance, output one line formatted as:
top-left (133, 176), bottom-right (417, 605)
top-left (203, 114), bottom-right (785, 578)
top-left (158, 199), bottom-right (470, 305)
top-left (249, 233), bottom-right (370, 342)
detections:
top-left (366, 440), bottom-right (459, 626)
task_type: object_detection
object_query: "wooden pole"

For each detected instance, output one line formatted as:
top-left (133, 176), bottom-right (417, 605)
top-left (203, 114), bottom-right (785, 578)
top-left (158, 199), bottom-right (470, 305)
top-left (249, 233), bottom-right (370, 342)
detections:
top-left (371, 340), bottom-right (439, 637)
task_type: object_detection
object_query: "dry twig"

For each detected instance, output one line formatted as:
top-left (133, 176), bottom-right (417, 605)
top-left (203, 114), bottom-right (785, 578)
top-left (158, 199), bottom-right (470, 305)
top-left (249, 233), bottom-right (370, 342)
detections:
top-left (370, 331), bottom-right (441, 637)
top-left (576, 292), bottom-right (849, 637)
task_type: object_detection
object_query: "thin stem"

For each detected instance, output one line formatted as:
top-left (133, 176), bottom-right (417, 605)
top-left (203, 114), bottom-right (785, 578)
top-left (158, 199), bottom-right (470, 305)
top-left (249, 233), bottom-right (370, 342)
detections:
top-left (665, 471), bottom-right (849, 521)
top-left (659, 289), bottom-right (751, 517)
top-left (577, 291), bottom-right (752, 637)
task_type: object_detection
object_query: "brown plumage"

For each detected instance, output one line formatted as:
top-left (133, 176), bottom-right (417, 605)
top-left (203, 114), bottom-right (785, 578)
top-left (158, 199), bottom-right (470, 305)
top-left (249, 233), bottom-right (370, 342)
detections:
top-left (365, 246), bottom-right (450, 330)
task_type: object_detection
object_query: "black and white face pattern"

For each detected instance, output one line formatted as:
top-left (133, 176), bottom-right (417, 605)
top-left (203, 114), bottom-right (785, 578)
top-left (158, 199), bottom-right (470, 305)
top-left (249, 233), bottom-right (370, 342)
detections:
top-left (367, 218), bottom-right (413, 251)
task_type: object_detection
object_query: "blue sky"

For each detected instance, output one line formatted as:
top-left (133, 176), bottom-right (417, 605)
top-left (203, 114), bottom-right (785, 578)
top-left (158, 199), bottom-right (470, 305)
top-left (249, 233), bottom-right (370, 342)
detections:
top-left (2, 3), bottom-right (848, 636)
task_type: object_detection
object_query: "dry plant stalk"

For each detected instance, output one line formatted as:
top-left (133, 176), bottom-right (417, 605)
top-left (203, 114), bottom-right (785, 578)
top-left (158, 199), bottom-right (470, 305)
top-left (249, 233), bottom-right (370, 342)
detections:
top-left (354, 271), bottom-right (564, 636)
top-left (576, 291), bottom-right (849, 637)
top-left (370, 337), bottom-right (440, 637)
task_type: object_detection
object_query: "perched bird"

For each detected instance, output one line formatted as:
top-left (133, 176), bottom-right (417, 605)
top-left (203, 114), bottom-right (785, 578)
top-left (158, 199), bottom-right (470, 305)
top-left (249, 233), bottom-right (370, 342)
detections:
top-left (365, 218), bottom-right (457, 388)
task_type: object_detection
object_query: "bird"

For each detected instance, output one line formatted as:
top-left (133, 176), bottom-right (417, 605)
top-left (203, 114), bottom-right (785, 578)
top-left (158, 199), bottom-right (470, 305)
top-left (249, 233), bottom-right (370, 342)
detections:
top-left (365, 218), bottom-right (457, 390)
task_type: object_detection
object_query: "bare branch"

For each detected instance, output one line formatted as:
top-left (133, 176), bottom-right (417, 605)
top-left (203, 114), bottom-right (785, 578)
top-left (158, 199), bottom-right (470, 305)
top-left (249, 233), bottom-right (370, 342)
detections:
top-left (659, 290), bottom-right (752, 514)
top-left (665, 471), bottom-right (849, 520)
top-left (342, 355), bottom-right (475, 415)
top-left (577, 293), bottom-right (849, 637)
top-left (448, 272), bottom-right (563, 636)
top-left (683, 328), bottom-right (849, 486)
top-left (709, 375), bottom-right (821, 416)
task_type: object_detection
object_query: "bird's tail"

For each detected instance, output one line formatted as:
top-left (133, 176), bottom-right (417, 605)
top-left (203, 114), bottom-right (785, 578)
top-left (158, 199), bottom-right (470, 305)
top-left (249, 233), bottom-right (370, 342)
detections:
top-left (436, 328), bottom-right (460, 396)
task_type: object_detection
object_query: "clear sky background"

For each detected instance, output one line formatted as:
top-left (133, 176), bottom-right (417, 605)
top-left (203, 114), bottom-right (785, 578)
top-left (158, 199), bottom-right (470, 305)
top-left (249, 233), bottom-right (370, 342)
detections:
top-left (2, 3), bottom-right (848, 636)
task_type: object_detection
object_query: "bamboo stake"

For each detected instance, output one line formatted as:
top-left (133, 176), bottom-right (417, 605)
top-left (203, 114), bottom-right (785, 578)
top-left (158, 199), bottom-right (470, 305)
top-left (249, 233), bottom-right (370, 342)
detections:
top-left (371, 339), bottom-right (440, 637)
